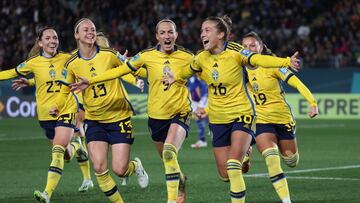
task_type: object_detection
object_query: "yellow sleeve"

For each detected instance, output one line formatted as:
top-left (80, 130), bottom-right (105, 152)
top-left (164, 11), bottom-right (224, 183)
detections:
top-left (249, 54), bottom-right (291, 68)
top-left (120, 73), bottom-right (137, 86)
top-left (88, 63), bottom-right (134, 85)
top-left (133, 68), bottom-right (147, 78)
top-left (28, 78), bottom-right (35, 86)
top-left (287, 76), bottom-right (317, 106)
top-left (55, 67), bottom-right (74, 110)
top-left (178, 56), bottom-right (197, 80)
top-left (0, 68), bottom-right (18, 80)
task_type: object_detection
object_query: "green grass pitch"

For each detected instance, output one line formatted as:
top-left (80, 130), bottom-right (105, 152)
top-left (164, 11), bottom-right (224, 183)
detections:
top-left (0, 118), bottom-right (359, 203)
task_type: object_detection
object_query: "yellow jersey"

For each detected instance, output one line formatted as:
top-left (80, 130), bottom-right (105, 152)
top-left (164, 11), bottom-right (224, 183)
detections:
top-left (0, 52), bottom-right (79, 121)
top-left (127, 45), bottom-right (193, 119)
top-left (189, 42), bottom-right (293, 124)
top-left (247, 67), bottom-right (317, 124)
top-left (57, 46), bottom-right (133, 123)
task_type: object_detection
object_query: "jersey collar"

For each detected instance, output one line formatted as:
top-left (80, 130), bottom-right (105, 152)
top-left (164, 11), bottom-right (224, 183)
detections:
top-left (156, 44), bottom-right (178, 53)
top-left (40, 50), bottom-right (58, 58)
top-left (77, 45), bottom-right (100, 60)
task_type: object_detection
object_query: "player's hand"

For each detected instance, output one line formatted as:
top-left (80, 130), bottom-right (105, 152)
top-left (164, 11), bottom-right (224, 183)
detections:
top-left (122, 49), bottom-right (131, 60)
top-left (136, 77), bottom-right (144, 92)
top-left (289, 51), bottom-right (301, 72)
top-left (161, 69), bottom-right (175, 90)
top-left (11, 78), bottom-right (29, 91)
top-left (195, 107), bottom-right (207, 119)
top-left (69, 76), bottom-right (89, 93)
top-left (49, 107), bottom-right (59, 117)
top-left (308, 105), bottom-right (318, 118)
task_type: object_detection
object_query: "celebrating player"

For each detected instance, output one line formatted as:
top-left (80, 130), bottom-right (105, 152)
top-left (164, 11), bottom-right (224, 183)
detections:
top-left (242, 31), bottom-right (318, 203)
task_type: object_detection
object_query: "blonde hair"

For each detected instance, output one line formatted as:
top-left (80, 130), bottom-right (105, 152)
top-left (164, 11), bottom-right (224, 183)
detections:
top-left (155, 19), bottom-right (177, 32)
top-left (28, 27), bottom-right (55, 58)
top-left (73, 18), bottom-right (97, 47)
top-left (96, 32), bottom-right (110, 48)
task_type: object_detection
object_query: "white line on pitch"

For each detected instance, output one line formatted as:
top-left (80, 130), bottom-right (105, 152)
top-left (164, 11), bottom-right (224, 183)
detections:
top-left (245, 165), bottom-right (360, 177)
top-left (245, 175), bottom-right (360, 181)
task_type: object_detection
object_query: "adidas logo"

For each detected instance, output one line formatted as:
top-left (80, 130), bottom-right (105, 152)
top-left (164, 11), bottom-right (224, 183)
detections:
top-left (252, 77), bottom-right (256, 81)
top-left (49, 64), bottom-right (54, 69)
top-left (90, 67), bottom-right (96, 72)
top-left (213, 63), bottom-right (218, 68)
top-left (164, 60), bottom-right (170, 64)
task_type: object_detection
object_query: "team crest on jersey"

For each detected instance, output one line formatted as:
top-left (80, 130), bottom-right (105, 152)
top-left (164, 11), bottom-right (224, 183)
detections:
top-left (240, 49), bottom-right (251, 57)
top-left (131, 54), bottom-right (140, 62)
top-left (62, 69), bottom-right (67, 79)
top-left (212, 69), bottom-right (219, 81)
top-left (17, 62), bottom-right (26, 69)
top-left (163, 66), bottom-right (171, 76)
top-left (279, 67), bottom-right (289, 75)
top-left (49, 69), bottom-right (56, 79)
top-left (118, 54), bottom-right (126, 63)
top-left (252, 82), bottom-right (259, 92)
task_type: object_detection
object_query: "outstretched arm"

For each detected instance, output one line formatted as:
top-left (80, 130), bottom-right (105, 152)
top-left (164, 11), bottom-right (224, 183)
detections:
top-left (287, 75), bottom-right (318, 118)
top-left (0, 68), bottom-right (19, 80)
top-left (249, 52), bottom-right (301, 72)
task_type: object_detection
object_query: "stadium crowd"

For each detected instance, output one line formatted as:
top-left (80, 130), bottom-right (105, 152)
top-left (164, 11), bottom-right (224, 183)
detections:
top-left (0, 0), bottom-right (359, 70)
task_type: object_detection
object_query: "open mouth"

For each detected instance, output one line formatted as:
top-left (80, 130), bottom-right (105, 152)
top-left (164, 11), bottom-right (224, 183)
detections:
top-left (203, 40), bottom-right (209, 46)
top-left (164, 41), bottom-right (171, 45)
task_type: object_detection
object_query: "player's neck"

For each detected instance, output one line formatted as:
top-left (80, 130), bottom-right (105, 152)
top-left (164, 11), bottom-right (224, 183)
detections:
top-left (79, 44), bottom-right (97, 59)
top-left (209, 41), bottom-right (225, 55)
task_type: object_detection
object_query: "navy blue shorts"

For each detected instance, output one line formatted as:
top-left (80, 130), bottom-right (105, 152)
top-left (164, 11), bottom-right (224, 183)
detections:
top-left (256, 123), bottom-right (296, 140)
top-left (209, 115), bottom-right (256, 147)
top-left (39, 113), bottom-right (77, 140)
top-left (84, 117), bottom-right (134, 145)
top-left (148, 112), bottom-right (192, 142)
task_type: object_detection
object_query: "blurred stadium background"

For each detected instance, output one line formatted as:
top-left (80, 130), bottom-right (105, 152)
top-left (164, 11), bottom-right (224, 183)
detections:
top-left (0, 0), bottom-right (359, 202)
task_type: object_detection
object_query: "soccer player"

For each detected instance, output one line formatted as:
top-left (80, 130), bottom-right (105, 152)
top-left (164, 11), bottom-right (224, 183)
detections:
top-left (242, 31), bottom-right (318, 203)
top-left (187, 74), bottom-right (209, 148)
top-left (0, 27), bottom-right (93, 203)
top-left (69, 19), bottom-right (193, 203)
top-left (163, 15), bottom-right (301, 203)
top-left (51, 18), bottom-right (149, 203)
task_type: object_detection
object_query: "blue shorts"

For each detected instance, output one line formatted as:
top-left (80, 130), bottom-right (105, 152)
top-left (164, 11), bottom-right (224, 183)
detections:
top-left (39, 113), bottom-right (77, 140)
top-left (84, 117), bottom-right (134, 145)
top-left (256, 123), bottom-right (296, 140)
top-left (148, 112), bottom-right (192, 142)
top-left (209, 116), bottom-right (256, 147)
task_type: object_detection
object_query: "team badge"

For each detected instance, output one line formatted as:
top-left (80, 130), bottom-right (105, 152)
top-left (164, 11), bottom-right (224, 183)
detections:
top-left (212, 69), bottom-right (219, 81)
top-left (240, 49), bottom-right (251, 57)
top-left (131, 54), bottom-right (140, 62)
top-left (49, 69), bottom-right (56, 79)
top-left (279, 67), bottom-right (289, 75)
top-left (163, 66), bottom-right (171, 76)
top-left (252, 82), bottom-right (259, 92)
top-left (118, 54), bottom-right (127, 63)
top-left (17, 62), bottom-right (26, 69)
top-left (61, 69), bottom-right (67, 79)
